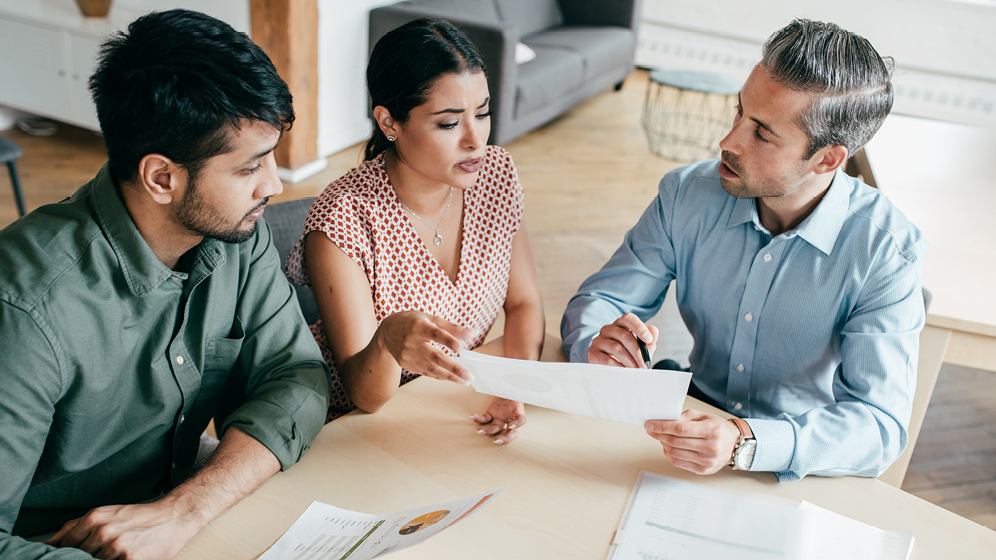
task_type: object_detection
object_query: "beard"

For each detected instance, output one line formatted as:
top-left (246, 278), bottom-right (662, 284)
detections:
top-left (719, 150), bottom-right (808, 199)
top-left (173, 173), bottom-right (266, 244)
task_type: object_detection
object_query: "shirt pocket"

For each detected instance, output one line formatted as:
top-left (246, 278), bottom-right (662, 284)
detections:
top-left (203, 316), bottom-right (246, 375)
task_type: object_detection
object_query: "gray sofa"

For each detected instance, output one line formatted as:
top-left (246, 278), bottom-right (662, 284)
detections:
top-left (369, 0), bottom-right (642, 145)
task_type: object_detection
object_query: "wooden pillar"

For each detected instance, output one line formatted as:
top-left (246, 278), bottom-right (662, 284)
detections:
top-left (250, 0), bottom-right (319, 170)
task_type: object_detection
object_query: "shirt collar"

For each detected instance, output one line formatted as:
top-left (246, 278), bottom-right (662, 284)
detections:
top-left (726, 168), bottom-right (850, 255)
top-left (89, 164), bottom-right (226, 297)
top-left (793, 168), bottom-right (849, 255)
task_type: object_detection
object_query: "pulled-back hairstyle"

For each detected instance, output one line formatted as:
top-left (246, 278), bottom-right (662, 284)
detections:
top-left (365, 19), bottom-right (486, 161)
top-left (761, 19), bottom-right (894, 158)
top-left (89, 9), bottom-right (294, 183)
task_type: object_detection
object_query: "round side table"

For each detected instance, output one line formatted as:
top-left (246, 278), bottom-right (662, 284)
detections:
top-left (641, 69), bottom-right (742, 163)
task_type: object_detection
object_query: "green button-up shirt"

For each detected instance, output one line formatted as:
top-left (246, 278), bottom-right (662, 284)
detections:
top-left (0, 165), bottom-right (331, 559)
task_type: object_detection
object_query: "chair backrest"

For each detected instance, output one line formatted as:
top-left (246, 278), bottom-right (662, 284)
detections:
top-left (263, 197), bottom-right (320, 325)
top-left (879, 287), bottom-right (945, 487)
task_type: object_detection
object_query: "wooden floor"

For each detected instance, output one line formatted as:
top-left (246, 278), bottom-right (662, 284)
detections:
top-left (1, 70), bottom-right (993, 528)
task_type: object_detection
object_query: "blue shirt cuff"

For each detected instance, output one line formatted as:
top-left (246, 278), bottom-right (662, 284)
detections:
top-left (744, 418), bottom-right (795, 474)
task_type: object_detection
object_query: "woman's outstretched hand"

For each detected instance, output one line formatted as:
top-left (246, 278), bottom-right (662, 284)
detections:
top-left (377, 310), bottom-right (476, 385)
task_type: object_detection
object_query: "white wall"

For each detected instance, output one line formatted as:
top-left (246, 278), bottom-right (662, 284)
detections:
top-left (117, 0), bottom-right (387, 158)
top-left (115, 0), bottom-right (249, 33)
top-left (316, 0), bottom-right (399, 158)
top-left (637, 0), bottom-right (996, 127)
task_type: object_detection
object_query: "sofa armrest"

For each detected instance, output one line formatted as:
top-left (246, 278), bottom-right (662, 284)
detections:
top-left (557, 0), bottom-right (643, 29)
top-left (368, 2), bottom-right (519, 145)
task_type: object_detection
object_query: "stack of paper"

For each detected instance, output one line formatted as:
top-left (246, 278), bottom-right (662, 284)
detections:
top-left (609, 472), bottom-right (914, 560)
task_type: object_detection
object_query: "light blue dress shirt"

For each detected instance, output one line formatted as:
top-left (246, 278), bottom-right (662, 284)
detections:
top-left (561, 159), bottom-right (927, 481)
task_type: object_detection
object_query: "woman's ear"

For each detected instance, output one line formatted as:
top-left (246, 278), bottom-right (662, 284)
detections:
top-left (373, 106), bottom-right (398, 140)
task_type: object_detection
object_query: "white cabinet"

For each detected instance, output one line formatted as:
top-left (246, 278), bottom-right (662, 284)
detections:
top-left (0, 0), bottom-right (138, 130)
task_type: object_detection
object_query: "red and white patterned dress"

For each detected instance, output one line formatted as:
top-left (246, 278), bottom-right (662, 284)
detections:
top-left (285, 145), bottom-right (524, 421)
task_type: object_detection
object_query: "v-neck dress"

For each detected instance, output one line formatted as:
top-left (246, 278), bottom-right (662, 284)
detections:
top-left (285, 145), bottom-right (524, 420)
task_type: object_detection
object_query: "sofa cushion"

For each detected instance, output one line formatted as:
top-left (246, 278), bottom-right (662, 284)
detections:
top-left (515, 45), bottom-right (584, 118)
top-left (495, 0), bottom-right (563, 36)
top-left (524, 26), bottom-right (635, 81)
top-left (415, 0), bottom-right (500, 24)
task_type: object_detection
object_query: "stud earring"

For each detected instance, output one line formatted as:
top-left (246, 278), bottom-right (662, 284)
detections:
top-left (387, 135), bottom-right (395, 142)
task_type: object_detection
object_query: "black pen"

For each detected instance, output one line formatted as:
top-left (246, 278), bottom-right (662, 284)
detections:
top-left (637, 338), bottom-right (651, 369)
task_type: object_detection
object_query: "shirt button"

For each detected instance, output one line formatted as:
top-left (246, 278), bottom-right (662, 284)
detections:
top-left (734, 402), bottom-right (743, 410)
top-left (176, 355), bottom-right (184, 365)
top-left (744, 313), bottom-right (753, 322)
top-left (764, 253), bottom-right (772, 262)
top-left (179, 415), bottom-right (185, 424)
top-left (736, 364), bottom-right (744, 372)
top-left (754, 225), bottom-right (761, 231)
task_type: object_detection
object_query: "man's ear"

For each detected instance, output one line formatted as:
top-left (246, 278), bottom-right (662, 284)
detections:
top-left (372, 106), bottom-right (399, 139)
top-left (811, 144), bottom-right (848, 175)
top-left (136, 154), bottom-right (186, 205)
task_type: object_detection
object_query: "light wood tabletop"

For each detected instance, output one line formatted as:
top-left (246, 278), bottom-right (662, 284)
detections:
top-left (175, 335), bottom-right (996, 559)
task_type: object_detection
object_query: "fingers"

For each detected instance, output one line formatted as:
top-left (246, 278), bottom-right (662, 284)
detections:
top-left (647, 411), bottom-right (740, 475)
top-left (480, 415), bottom-right (521, 445)
top-left (587, 313), bottom-right (654, 368)
top-left (404, 346), bottom-right (472, 385)
top-left (432, 316), bottom-right (477, 351)
top-left (473, 398), bottom-right (526, 445)
top-left (661, 441), bottom-right (719, 474)
top-left (386, 312), bottom-right (474, 384)
top-left (647, 325), bottom-right (660, 358)
top-left (47, 519), bottom-right (79, 546)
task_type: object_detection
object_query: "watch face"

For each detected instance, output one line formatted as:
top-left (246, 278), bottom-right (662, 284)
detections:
top-left (734, 440), bottom-right (756, 470)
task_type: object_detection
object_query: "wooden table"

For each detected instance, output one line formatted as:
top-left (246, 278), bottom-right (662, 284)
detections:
top-left (176, 338), bottom-right (996, 559)
top-left (864, 115), bottom-right (996, 375)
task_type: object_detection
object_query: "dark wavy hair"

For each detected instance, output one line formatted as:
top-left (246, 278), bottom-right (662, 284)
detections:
top-left (762, 19), bottom-right (894, 158)
top-left (89, 9), bottom-right (294, 183)
top-left (364, 19), bottom-right (486, 161)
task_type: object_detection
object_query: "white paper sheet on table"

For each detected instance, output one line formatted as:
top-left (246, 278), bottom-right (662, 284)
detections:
top-left (455, 350), bottom-right (692, 425)
top-left (608, 471), bottom-right (914, 560)
top-left (257, 486), bottom-right (506, 560)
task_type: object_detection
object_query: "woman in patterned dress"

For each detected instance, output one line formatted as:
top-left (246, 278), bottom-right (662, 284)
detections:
top-left (285, 19), bottom-right (545, 443)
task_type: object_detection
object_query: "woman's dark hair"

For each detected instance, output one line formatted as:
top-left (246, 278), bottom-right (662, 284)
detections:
top-left (364, 19), bottom-right (486, 161)
top-left (89, 9), bottom-right (294, 183)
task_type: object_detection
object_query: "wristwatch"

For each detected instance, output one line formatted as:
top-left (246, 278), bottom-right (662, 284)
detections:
top-left (729, 417), bottom-right (756, 471)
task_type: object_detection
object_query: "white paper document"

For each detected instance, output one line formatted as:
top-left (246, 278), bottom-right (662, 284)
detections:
top-left (456, 350), bottom-right (692, 425)
top-left (608, 471), bottom-right (914, 560)
top-left (258, 487), bottom-right (505, 560)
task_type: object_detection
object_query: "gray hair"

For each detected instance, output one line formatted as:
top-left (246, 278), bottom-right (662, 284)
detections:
top-left (761, 19), bottom-right (894, 158)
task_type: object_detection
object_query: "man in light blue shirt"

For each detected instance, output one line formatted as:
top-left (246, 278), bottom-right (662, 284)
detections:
top-left (561, 19), bottom-right (926, 481)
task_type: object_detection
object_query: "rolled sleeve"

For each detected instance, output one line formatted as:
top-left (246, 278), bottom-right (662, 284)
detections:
top-left (222, 221), bottom-right (331, 471)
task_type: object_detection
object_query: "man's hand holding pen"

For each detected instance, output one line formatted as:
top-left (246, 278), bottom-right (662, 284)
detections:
top-left (587, 313), bottom-right (659, 369)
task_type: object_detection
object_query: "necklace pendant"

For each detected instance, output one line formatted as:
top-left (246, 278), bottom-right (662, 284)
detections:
top-left (433, 234), bottom-right (443, 245)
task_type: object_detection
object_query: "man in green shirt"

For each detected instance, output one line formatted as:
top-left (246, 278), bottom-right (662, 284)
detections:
top-left (0, 10), bottom-right (331, 559)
